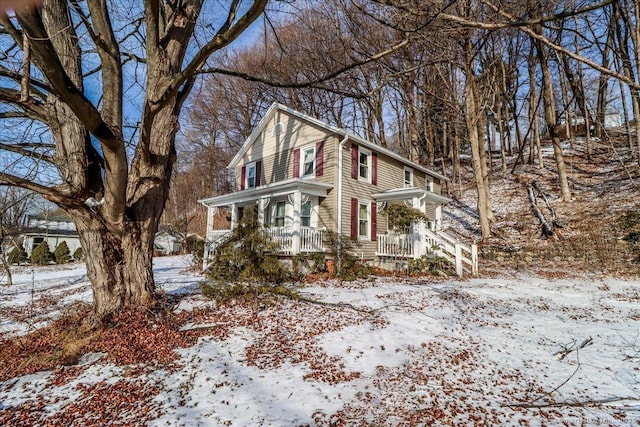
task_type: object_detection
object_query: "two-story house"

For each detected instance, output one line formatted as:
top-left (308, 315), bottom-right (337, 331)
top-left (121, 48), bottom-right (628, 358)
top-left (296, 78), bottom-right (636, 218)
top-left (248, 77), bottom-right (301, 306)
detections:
top-left (199, 103), bottom-right (477, 275)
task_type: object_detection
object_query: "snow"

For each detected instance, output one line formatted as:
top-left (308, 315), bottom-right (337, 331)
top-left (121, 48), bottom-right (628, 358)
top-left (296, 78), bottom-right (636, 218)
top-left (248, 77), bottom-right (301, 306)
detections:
top-left (2, 255), bottom-right (640, 425)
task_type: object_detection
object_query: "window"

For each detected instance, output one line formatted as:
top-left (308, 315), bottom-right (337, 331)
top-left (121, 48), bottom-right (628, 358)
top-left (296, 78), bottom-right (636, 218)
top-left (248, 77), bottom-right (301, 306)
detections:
top-left (301, 200), bottom-right (312, 227)
top-left (404, 167), bottom-right (413, 188)
top-left (358, 202), bottom-right (369, 239)
top-left (273, 201), bottom-right (286, 227)
top-left (359, 148), bottom-right (371, 182)
top-left (426, 178), bottom-right (433, 192)
top-left (244, 162), bottom-right (257, 189)
top-left (301, 145), bottom-right (315, 177)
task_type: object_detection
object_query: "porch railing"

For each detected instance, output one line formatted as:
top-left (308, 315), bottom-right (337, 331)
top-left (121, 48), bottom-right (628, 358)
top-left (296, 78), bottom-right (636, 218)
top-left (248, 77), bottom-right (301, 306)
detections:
top-left (204, 226), bottom-right (326, 268)
top-left (424, 229), bottom-right (478, 276)
top-left (376, 234), bottom-right (415, 258)
top-left (265, 226), bottom-right (325, 253)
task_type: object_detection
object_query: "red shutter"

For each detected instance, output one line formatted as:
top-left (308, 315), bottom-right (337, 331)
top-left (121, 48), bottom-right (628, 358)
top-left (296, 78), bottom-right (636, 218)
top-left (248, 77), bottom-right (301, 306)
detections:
top-left (351, 145), bottom-right (358, 179)
top-left (240, 166), bottom-right (246, 190)
top-left (372, 152), bottom-right (378, 185)
top-left (371, 201), bottom-right (377, 241)
top-left (350, 198), bottom-right (358, 239)
top-left (293, 148), bottom-right (300, 178)
top-left (255, 160), bottom-right (262, 186)
top-left (315, 141), bottom-right (324, 176)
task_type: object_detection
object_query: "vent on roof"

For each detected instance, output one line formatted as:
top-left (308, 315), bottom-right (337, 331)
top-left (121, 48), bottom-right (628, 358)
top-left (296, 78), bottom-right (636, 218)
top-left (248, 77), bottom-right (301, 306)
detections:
top-left (272, 122), bottom-right (282, 136)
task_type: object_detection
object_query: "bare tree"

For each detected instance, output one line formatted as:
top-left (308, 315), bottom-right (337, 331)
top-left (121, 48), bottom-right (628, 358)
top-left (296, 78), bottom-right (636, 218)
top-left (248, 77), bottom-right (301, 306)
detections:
top-left (0, 187), bottom-right (33, 286)
top-left (0, 0), bottom-right (268, 319)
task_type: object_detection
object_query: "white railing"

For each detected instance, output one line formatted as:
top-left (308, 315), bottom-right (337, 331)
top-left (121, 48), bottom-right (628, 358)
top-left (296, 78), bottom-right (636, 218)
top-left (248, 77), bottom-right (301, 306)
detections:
top-left (207, 229), bottom-right (232, 242)
top-left (424, 229), bottom-right (478, 276)
top-left (265, 226), bottom-right (325, 254)
top-left (376, 234), bottom-right (415, 258)
top-left (301, 227), bottom-right (324, 252)
top-left (203, 230), bottom-right (232, 269)
top-left (266, 226), bottom-right (293, 254)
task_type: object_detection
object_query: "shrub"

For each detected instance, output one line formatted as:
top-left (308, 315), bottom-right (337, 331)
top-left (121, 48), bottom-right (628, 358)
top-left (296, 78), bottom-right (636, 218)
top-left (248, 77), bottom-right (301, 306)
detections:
top-left (73, 247), bottom-right (83, 260)
top-left (7, 246), bottom-right (27, 264)
top-left (323, 231), bottom-right (373, 280)
top-left (385, 203), bottom-right (428, 233)
top-left (408, 255), bottom-right (449, 275)
top-left (204, 209), bottom-right (289, 292)
top-left (30, 241), bottom-right (53, 265)
top-left (54, 241), bottom-right (71, 264)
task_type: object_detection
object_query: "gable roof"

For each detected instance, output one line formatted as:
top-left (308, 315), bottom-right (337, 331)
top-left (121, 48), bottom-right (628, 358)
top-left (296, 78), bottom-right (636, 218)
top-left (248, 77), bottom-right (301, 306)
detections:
top-left (228, 103), bottom-right (448, 182)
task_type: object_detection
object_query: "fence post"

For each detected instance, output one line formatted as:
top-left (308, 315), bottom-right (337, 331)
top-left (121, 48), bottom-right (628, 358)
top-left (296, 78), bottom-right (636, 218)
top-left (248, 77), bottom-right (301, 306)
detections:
top-left (471, 243), bottom-right (478, 275)
top-left (455, 242), bottom-right (463, 276)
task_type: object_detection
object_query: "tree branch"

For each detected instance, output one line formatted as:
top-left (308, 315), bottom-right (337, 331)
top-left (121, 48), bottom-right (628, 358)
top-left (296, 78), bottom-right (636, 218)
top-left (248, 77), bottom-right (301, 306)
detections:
top-left (15, 6), bottom-right (122, 148)
top-left (0, 141), bottom-right (54, 163)
top-left (0, 87), bottom-right (49, 122)
top-left (150, 0), bottom-right (267, 113)
top-left (197, 37), bottom-right (410, 90)
top-left (0, 171), bottom-right (71, 206)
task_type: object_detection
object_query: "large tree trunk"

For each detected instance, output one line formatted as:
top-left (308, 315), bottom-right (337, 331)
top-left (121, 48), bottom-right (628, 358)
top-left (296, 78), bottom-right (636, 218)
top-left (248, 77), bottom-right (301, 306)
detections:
top-left (73, 213), bottom-right (155, 319)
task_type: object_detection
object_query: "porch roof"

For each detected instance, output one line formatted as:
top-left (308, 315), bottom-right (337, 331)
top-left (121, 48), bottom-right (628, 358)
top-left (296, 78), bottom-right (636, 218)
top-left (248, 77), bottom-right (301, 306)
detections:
top-left (372, 187), bottom-right (452, 205)
top-left (199, 178), bottom-right (334, 207)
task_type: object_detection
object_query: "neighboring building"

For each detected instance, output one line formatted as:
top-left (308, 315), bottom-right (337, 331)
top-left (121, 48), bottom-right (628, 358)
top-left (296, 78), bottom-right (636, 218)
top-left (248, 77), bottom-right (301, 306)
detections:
top-left (154, 231), bottom-right (183, 255)
top-left (21, 215), bottom-right (81, 258)
top-left (200, 103), bottom-right (477, 275)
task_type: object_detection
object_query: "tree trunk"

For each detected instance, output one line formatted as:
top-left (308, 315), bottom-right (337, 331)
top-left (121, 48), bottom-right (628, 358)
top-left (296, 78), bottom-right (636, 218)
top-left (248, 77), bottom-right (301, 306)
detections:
top-left (73, 212), bottom-right (155, 319)
top-left (465, 59), bottom-right (491, 238)
top-left (534, 28), bottom-right (572, 202)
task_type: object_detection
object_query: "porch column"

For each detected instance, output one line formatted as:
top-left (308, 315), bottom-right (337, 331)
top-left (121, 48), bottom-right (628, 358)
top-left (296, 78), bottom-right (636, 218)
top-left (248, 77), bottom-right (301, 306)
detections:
top-left (206, 206), bottom-right (215, 240)
top-left (435, 205), bottom-right (443, 230)
top-left (412, 196), bottom-right (423, 257)
top-left (292, 191), bottom-right (301, 254)
top-left (257, 198), bottom-right (265, 225)
top-left (230, 203), bottom-right (238, 231)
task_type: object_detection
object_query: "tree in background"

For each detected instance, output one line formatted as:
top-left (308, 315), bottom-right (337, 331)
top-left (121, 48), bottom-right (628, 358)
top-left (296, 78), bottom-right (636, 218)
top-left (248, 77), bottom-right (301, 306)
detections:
top-left (30, 240), bottom-right (52, 265)
top-left (54, 240), bottom-right (70, 264)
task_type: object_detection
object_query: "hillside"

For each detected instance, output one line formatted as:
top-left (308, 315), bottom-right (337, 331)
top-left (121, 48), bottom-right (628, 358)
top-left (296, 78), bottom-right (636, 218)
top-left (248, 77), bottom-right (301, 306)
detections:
top-left (442, 131), bottom-right (640, 278)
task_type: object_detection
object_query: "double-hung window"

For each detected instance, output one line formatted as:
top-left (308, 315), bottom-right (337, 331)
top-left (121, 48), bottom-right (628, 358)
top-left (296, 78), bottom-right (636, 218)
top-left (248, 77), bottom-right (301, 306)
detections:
top-left (358, 202), bottom-right (369, 239)
top-left (273, 201), bottom-right (286, 227)
top-left (359, 148), bottom-right (371, 182)
top-left (301, 200), bottom-right (312, 227)
top-left (245, 162), bottom-right (257, 189)
top-left (404, 167), bottom-right (413, 188)
top-left (301, 145), bottom-right (315, 177)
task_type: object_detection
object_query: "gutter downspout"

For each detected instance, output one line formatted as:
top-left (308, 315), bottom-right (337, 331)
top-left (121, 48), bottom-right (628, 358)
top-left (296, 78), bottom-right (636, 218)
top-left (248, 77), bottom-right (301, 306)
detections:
top-left (336, 132), bottom-right (349, 235)
top-left (335, 132), bottom-right (349, 275)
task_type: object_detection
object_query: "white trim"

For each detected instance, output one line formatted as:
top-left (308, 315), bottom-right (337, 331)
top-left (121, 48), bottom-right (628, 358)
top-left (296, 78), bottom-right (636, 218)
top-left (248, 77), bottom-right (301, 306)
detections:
top-left (245, 161), bottom-right (257, 189)
top-left (199, 178), bottom-right (333, 207)
top-left (404, 167), bottom-right (414, 188)
top-left (357, 200), bottom-right (371, 240)
top-left (358, 146), bottom-right (372, 184)
top-left (300, 144), bottom-right (316, 178)
top-left (372, 187), bottom-right (451, 205)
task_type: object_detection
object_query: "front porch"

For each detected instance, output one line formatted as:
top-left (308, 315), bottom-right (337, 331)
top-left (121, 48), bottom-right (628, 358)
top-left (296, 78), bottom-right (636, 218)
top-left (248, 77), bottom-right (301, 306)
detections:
top-left (204, 225), bottom-right (325, 265)
top-left (201, 178), bottom-right (333, 268)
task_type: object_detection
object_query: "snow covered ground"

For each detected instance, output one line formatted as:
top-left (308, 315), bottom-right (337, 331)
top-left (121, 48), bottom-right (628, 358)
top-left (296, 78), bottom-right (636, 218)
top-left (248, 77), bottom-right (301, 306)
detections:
top-left (2, 256), bottom-right (640, 425)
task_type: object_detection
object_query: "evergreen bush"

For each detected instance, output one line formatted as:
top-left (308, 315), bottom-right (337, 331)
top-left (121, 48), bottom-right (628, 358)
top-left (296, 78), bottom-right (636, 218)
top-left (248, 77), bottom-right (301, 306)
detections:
top-left (204, 209), bottom-right (289, 291)
top-left (7, 246), bottom-right (27, 264)
top-left (54, 241), bottom-right (71, 264)
top-left (73, 247), bottom-right (83, 260)
top-left (30, 241), bottom-right (53, 265)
